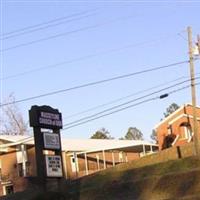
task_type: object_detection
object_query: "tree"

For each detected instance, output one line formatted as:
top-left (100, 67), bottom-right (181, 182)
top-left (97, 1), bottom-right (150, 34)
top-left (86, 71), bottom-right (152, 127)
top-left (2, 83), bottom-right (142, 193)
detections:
top-left (150, 129), bottom-right (158, 143)
top-left (0, 94), bottom-right (29, 135)
top-left (121, 127), bottom-right (143, 140)
top-left (90, 128), bottom-right (113, 139)
top-left (163, 103), bottom-right (180, 118)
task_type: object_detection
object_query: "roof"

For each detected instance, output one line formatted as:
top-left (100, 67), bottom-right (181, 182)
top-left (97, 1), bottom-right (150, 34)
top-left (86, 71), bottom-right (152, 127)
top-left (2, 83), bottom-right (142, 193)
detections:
top-left (61, 138), bottom-right (157, 152)
top-left (154, 103), bottom-right (200, 130)
top-left (0, 135), bottom-right (157, 153)
top-left (0, 135), bottom-right (30, 143)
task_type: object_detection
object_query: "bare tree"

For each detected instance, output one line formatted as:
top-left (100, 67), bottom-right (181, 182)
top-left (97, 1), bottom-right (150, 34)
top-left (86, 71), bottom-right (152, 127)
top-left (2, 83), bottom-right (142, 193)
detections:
top-left (0, 94), bottom-right (28, 135)
top-left (150, 129), bottom-right (158, 143)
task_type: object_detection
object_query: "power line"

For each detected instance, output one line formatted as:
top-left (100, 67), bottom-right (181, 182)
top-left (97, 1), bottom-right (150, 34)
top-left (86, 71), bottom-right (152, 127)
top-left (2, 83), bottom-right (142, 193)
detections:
top-left (1, 34), bottom-right (180, 81)
top-left (62, 98), bottom-right (158, 130)
top-left (63, 74), bottom-right (193, 119)
top-left (1, 13), bottom-right (97, 40)
top-left (62, 83), bottom-right (200, 131)
top-left (0, 9), bottom-right (98, 38)
top-left (0, 15), bottom-right (137, 52)
top-left (0, 60), bottom-right (189, 107)
top-left (63, 78), bottom-right (196, 127)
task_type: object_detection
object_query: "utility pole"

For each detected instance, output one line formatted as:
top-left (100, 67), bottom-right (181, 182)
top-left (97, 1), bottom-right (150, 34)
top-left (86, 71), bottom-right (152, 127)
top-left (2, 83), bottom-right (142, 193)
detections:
top-left (187, 26), bottom-right (199, 156)
top-left (197, 34), bottom-right (200, 56)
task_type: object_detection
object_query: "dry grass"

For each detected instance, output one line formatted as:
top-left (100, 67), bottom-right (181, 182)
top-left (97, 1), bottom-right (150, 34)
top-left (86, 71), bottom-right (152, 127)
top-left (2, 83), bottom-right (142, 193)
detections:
top-left (2, 156), bottom-right (200, 200)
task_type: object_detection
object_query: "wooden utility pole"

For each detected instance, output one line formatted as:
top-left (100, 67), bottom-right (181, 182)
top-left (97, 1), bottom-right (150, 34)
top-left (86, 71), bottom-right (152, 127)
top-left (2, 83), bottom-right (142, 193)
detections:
top-left (197, 34), bottom-right (200, 56)
top-left (187, 26), bottom-right (200, 156)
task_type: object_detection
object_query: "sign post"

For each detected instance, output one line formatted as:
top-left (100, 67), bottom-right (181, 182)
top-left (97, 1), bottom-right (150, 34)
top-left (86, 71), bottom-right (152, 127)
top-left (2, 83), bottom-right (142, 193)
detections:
top-left (29, 105), bottom-right (63, 190)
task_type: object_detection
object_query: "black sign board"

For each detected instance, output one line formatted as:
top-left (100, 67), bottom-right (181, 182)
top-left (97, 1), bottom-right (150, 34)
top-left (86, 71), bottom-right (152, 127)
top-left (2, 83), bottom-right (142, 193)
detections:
top-left (29, 105), bottom-right (63, 129)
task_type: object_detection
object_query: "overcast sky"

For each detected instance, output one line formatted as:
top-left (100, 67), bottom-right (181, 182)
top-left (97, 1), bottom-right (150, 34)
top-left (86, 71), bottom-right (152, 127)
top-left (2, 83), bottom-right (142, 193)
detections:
top-left (0, 1), bottom-right (200, 141)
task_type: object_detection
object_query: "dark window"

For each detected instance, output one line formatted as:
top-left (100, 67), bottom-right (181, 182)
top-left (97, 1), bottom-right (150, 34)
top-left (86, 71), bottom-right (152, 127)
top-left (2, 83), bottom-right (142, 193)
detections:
top-left (17, 163), bottom-right (23, 177)
top-left (5, 185), bottom-right (14, 195)
top-left (17, 162), bottom-right (31, 177)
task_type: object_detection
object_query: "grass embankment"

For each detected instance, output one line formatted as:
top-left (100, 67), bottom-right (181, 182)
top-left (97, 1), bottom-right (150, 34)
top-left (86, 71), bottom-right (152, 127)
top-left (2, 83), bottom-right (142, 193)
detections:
top-left (2, 156), bottom-right (200, 200)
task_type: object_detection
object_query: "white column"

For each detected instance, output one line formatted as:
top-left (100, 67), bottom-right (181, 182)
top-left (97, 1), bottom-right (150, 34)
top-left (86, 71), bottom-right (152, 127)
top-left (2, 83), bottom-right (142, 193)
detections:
top-left (103, 150), bottom-right (106, 169)
top-left (84, 153), bottom-right (88, 175)
top-left (112, 151), bottom-right (115, 166)
top-left (21, 144), bottom-right (26, 176)
top-left (96, 154), bottom-right (100, 170)
top-left (143, 144), bottom-right (146, 156)
top-left (74, 152), bottom-right (77, 173)
top-left (150, 145), bottom-right (153, 152)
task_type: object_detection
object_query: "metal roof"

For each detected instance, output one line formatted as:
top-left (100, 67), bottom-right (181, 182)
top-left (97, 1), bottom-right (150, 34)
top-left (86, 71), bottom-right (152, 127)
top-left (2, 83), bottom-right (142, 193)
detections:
top-left (0, 135), bottom-right (158, 152)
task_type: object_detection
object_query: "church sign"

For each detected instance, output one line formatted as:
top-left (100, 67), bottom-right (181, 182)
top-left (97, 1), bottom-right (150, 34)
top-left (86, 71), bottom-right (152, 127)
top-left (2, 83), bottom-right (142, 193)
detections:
top-left (29, 105), bottom-right (62, 129)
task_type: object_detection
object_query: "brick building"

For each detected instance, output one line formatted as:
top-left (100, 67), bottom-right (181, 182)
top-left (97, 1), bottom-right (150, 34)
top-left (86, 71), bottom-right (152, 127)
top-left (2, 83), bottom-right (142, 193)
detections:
top-left (0, 135), bottom-right (157, 196)
top-left (154, 104), bottom-right (200, 150)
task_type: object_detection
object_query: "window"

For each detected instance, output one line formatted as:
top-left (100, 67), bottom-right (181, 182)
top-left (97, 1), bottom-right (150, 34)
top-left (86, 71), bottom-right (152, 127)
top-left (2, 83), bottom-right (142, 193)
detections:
top-left (17, 163), bottom-right (23, 177)
top-left (3, 185), bottom-right (14, 195)
top-left (184, 126), bottom-right (192, 139)
top-left (179, 123), bottom-right (192, 139)
top-left (17, 162), bottom-right (30, 177)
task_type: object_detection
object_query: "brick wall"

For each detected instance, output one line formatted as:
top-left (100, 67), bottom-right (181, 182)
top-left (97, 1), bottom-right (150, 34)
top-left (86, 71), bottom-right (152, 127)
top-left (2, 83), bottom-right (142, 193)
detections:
top-left (116, 143), bottom-right (195, 171)
top-left (156, 105), bottom-right (200, 150)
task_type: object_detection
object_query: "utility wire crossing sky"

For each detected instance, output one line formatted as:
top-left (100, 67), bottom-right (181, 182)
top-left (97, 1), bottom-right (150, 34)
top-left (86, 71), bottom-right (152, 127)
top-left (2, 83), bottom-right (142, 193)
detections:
top-left (1, 2), bottom-right (200, 140)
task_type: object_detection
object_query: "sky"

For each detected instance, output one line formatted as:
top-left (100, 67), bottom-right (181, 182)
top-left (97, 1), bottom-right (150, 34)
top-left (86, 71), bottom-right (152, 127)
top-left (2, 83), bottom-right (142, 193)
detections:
top-left (0, 1), bottom-right (200, 141)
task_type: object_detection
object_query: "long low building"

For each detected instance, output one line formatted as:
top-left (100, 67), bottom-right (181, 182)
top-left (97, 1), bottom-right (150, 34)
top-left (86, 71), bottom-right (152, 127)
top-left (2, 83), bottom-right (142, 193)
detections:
top-left (0, 135), bottom-right (158, 196)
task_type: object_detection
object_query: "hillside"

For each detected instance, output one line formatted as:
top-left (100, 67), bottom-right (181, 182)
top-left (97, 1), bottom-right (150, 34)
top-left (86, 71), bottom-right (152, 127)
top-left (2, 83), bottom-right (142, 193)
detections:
top-left (2, 155), bottom-right (200, 200)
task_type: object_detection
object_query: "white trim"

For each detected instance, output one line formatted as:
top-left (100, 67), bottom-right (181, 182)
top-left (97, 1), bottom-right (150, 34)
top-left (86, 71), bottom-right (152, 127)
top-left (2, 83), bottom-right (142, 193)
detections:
top-left (21, 144), bottom-right (26, 177)
top-left (71, 153), bottom-right (79, 173)
top-left (102, 150), bottom-right (106, 169)
top-left (168, 114), bottom-right (186, 125)
top-left (96, 154), bottom-right (100, 170)
top-left (184, 127), bottom-right (188, 139)
top-left (3, 185), bottom-right (6, 196)
top-left (0, 136), bottom-right (157, 153)
top-left (0, 137), bottom-right (33, 148)
top-left (43, 150), bottom-right (49, 155)
top-left (143, 145), bottom-right (146, 156)
top-left (168, 114), bottom-right (200, 125)
top-left (3, 184), bottom-right (14, 196)
top-left (188, 132), bottom-right (194, 143)
top-left (154, 103), bottom-right (200, 129)
top-left (184, 126), bottom-right (192, 140)
top-left (0, 148), bottom-right (8, 152)
top-left (171, 135), bottom-right (179, 146)
top-left (68, 142), bottom-right (158, 156)
top-left (154, 104), bottom-right (186, 129)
